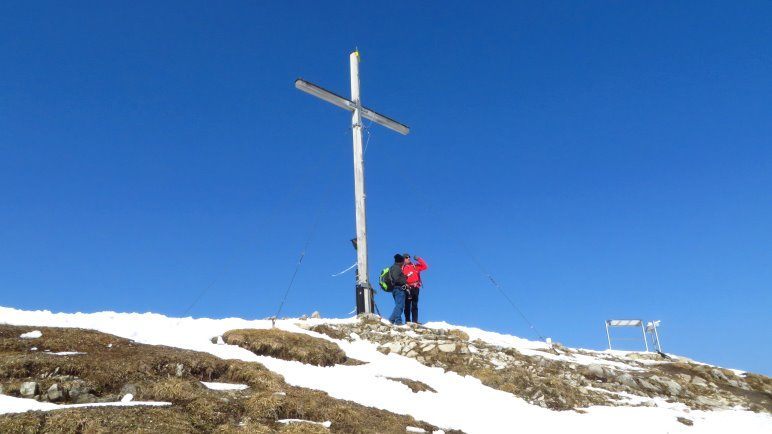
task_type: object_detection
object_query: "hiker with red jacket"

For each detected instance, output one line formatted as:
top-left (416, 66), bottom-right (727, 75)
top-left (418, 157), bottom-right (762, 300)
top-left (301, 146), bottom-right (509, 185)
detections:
top-left (402, 253), bottom-right (428, 323)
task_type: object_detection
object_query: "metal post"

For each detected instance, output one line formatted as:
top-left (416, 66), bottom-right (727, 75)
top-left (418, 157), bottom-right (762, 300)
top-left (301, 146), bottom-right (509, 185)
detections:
top-left (641, 323), bottom-right (649, 352)
top-left (605, 321), bottom-right (612, 350)
top-left (653, 325), bottom-right (662, 352)
top-left (349, 51), bottom-right (372, 314)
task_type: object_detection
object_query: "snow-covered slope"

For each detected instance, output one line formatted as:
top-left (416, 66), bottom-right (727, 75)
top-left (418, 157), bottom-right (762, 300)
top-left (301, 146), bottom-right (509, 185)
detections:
top-left (0, 306), bottom-right (769, 433)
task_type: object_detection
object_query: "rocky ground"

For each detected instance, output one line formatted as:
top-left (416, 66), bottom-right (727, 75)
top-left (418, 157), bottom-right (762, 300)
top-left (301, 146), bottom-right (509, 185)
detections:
top-left (1, 314), bottom-right (769, 433)
top-left (306, 318), bottom-right (772, 416)
top-left (0, 324), bottom-right (452, 433)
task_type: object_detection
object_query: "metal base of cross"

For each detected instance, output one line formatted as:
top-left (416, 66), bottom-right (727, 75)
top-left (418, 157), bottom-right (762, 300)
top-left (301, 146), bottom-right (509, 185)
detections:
top-left (355, 283), bottom-right (374, 315)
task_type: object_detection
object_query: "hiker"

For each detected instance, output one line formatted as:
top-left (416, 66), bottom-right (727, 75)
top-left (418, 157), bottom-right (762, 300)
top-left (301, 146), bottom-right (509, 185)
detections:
top-left (402, 253), bottom-right (428, 323)
top-left (387, 254), bottom-right (409, 325)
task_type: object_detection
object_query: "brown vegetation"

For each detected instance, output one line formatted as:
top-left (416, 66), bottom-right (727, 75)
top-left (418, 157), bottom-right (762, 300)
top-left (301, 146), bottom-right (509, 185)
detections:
top-left (222, 329), bottom-right (347, 367)
top-left (385, 377), bottom-right (436, 394)
top-left (0, 325), bottom-right (448, 433)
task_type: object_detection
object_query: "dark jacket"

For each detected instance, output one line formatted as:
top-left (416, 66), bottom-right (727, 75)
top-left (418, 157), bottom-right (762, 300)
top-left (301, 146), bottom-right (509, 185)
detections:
top-left (389, 262), bottom-right (407, 288)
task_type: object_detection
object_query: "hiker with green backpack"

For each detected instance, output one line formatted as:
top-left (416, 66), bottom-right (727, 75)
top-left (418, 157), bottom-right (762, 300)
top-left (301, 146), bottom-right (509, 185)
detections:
top-left (381, 254), bottom-right (409, 325)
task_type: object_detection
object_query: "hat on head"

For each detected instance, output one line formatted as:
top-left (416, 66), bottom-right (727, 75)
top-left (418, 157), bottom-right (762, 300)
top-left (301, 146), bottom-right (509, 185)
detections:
top-left (402, 253), bottom-right (411, 259)
top-left (394, 254), bottom-right (404, 263)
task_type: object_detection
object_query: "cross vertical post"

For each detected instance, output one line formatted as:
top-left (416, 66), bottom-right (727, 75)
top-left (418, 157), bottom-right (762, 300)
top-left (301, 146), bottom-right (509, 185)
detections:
top-left (349, 51), bottom-right (372, 314)
top-left (295, 50), bottom-right (410, 316)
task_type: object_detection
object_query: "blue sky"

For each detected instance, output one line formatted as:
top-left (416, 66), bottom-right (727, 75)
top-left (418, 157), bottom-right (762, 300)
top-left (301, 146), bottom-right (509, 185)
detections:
top-left (1, 2), bottom-right (770, 375)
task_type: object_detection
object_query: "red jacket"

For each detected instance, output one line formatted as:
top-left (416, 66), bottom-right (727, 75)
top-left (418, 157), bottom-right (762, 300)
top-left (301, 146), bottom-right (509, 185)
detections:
top-left (402, 257), bottom-right (428, 288)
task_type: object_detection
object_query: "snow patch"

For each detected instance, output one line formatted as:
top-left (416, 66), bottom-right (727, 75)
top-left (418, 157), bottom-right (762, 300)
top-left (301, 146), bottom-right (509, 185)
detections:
top-left (19, 330), bottom-right (42, 339)
top-left (201, 381), bottom-right (249, 391)
top-left (277, 418), bottom-right (332, 428)
top-left (0, 395), bottom-right (169, 415)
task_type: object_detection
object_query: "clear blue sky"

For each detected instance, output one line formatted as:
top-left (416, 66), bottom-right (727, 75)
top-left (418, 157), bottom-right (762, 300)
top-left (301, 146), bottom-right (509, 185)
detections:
top-left (1, 2), bottom-right (770, 375)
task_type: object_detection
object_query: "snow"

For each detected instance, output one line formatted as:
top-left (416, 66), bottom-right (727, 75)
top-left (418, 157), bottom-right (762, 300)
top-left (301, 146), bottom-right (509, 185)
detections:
top-left (121, 394), bottom-right (133, 402)
top-left (277, 418), bottom-right (332, 428)
top-left (0, 306), bottom-right (769, 433)
top-left (19, 330), bottom-right (42, 339)
top-left (46, 351), bottom-right (86, 356)
top-left (406, 426), bottom-right (426, 433)
top-left (0, 395), bottom-right (170, 415)
top-left (423, 321), bottom-right (640, 370)
top-left (201, 381), bottom-right (249, 391)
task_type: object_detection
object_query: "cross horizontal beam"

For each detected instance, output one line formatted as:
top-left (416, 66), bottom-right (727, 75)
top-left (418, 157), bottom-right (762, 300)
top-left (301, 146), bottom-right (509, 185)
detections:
top-left (295, 79), bottom-right (410, 135)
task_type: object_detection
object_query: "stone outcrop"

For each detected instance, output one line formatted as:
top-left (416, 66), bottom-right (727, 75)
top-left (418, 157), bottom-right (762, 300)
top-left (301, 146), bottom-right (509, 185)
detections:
top-left (310, 320), bottom-right (772, 413)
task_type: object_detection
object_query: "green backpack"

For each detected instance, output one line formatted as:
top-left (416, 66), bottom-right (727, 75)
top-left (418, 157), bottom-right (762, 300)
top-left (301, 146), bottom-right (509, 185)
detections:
top-left (379, 267), bottom-right (394, 292)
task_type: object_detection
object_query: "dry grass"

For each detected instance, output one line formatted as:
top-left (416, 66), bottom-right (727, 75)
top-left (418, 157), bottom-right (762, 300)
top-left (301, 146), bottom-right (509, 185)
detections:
top-left (447, 329), bottom-right (469, 342)
top-left (385, 377), bottom-right (436, 393)
top-left (242, 387), bottom-right (440, 434)
top-left (0, 325), bottom-right (449, 433)
top-left (0, 406), bottom-right (197, 433)
top-left (223, 329), bottom-right (348, 367)
top-left (308, 325), bottom-right (350, 341)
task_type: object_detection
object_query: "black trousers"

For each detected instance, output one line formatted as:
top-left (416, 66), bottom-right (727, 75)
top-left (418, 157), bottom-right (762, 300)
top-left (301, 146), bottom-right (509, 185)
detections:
top-left (404, 287), bottom-right (420, 323)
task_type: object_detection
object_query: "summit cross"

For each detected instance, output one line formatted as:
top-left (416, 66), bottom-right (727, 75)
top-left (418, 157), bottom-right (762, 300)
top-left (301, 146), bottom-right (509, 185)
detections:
top-left (295, 50), bottom-right (409, 315)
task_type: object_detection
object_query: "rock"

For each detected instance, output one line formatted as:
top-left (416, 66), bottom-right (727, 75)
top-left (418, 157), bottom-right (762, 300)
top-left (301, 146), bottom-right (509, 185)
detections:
top-left (438, 343), bottom-right (457, 353)
top-left (383, 342), bottom-right (403, 354)
top-left (691, 376), bottom-right (708, 388)
top-left (584, 364), bottom-right (606, 380)
top-left (120, 384), bottom-right (137, 396)
top-left (662, 379), bottom-right (682, 396)
top-left (68, 382), bottom-right (90, 401)
top-left (311, 311), bottom-right (321, 319)
top-left (711, 368), bottom-right (729, 382)
top-left (74, 393), bottom-right (98, 404)
top-left (299, 314), bottom-right (308, 320)
top-left (406, 350), bottom-right (419, 358)
top-left (421, 343), bottom-right (436, 353)
top-left (617, 373), bottom-right (637, 388)
top-left (728, 379), bottom-right (750, 390)
top-left (638, 378), bottom-right (659, 392)
top-left (357, 313), bottom-right (380, 322)
top-left (20, 382), bottom-right (39, 398)
top-left (696, 395), bottom-right (729, 408)
top-left (175, 363), bottom-right (184, 377)
top-left (47, 384), bottom-right (65, 402)
top-left (677, 417), bottom-right (694, 426)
